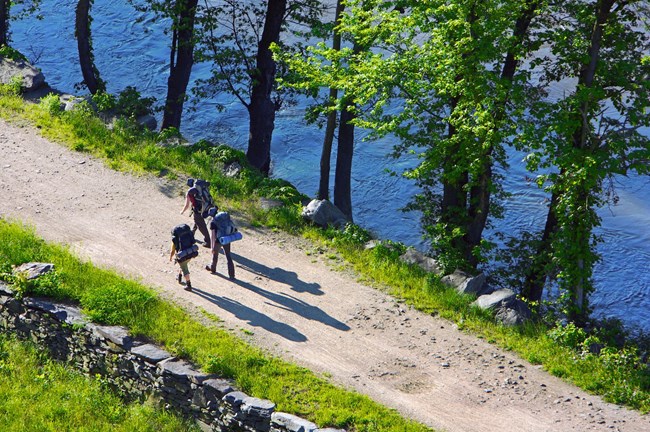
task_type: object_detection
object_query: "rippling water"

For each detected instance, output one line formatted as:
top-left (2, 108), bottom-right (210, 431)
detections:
top-left (11, 1), bottom-right (650, 332)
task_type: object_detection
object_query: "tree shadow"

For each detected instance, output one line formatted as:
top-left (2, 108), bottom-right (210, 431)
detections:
top-left (214, 272), bottom-right (350, 332)
top-left (231, 252), bottom-right (323, 295)
top-left (190, 287), bottom-right (307, 342)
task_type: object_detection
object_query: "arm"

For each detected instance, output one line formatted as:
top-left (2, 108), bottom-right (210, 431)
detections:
top-left (180, 192), bottom-right (191, 215)
top-left (169, 242), bottom-right (176, 262)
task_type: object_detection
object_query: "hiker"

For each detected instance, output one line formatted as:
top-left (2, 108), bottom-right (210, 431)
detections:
top-left (180, 178), bottom-right (211, 247)
top-left (169, 223), bottom-right (199, 291)
top-left (205, 206), bottom-right (236, 279)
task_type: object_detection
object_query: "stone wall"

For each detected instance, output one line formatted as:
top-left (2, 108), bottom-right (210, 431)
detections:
top-left (0, 281), bottom-right (343, 432)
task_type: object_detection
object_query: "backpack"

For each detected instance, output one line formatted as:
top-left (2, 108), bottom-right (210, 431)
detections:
top-left (171, 223), bottom-right (198, 262)
top-left (211, 211), bottom-right (237, 240)
top-left (192, 179), bottom-right (215, 217)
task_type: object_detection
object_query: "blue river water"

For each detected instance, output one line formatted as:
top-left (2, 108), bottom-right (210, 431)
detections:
top-left (11, 1), bottom-right (650, 332)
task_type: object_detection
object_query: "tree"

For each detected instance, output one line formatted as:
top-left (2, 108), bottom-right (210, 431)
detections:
top-left (0, 1), bottom-right (41, 49)
top-left (195, 0), bottom-right (322, 175)
top-left (318, 0), bottom-right (344, 201)
top-left (289, 0), bottom-right (542, 271)
top-left (75, 0), bottom-right (105, 94)
top-left (162, 0), bottom-right (199, 130)
top-left (521, 0), bottom-right (650, 322)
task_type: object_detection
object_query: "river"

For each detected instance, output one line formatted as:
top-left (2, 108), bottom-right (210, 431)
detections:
top-left (11, 0), bottom-right (650, 332)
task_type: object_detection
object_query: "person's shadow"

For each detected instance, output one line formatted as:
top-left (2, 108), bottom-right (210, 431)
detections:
top-left (231, 252), bottom-right (323, 295)
top-left (223, 272), bottom-right (350, 332)
top-left (190, 287), bottom-right (307, 342)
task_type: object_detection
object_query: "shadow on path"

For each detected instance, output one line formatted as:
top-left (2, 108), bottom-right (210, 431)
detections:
top-left (190, 287), bottom-right (307, 342)
top-left (231, 252), bottom-right (323, 295)
top-left (216, 269), bottom-right (350, 332)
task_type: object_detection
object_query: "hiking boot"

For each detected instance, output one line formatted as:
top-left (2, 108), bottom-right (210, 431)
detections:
top-left (202, 240), bottom-right (210, 248)
top-left (184, 282), bottom-right (192, 291)
top-left (205, 265), bottom-right (216, 274)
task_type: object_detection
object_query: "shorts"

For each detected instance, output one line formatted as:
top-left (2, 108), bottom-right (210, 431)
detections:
top-left (178, 260), bottom-right (190, 276)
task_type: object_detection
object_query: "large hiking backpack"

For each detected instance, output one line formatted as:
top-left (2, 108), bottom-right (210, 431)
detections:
top-left (211, 211), bottom-right (242, 244)
top-left (191, 179), bottom-right (215, 217)
top-left (171, 223), bottom-right (199, 262)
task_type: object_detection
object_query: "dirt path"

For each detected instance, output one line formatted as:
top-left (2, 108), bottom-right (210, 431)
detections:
top-left (0, 119), bottom-right (647, 432)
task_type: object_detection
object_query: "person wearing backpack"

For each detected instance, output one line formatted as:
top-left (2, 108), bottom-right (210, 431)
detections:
top-left (205, 206), bottom-right (236, 279)
top-left (169, 223), bottom-right (199, 291)
top-left (180, 178), bottom-right (211, 247)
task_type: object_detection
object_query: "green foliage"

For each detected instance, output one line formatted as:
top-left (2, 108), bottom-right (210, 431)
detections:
top-left (39, 93), bottom-right (62, 116)
top-left (92, 90), bottom-right (116, 112)
top-left (0, 335), bottom-right (197, 431)
top-left (115, 86), bottom-right (155, 118)
top-left (0, 75), bottom-right (24, 96)
top-left (81, 282), bottom-right (157, 326)
top-left (0, 45), bottom-right (28, 62)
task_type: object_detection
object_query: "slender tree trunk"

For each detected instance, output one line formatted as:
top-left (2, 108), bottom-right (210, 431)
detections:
top-left (75, 0), bottom-right (104, 94)
top-left (318, 0), bottom-right (344, 200)
top-left (334, 98), bottom-right (355, 221)
top-left (161, 0), bottom-right (199, 130)
top-left (246, 0), bottom-right (286, 175)
top-left (0, 0), bottom-right (9, 47)
top-left (522, 0), bottom-right (615, 319)
top-left (465, 1), bottom-right (538, 268)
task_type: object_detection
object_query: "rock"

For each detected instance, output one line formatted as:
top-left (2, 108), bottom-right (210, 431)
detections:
top-left (441, 269), bottom-right (486, 295)
top-left (136, 114), bottom-right (157, 131)
top-left (494, 299), bottom-right (532, 326)
top-left (271, 412), bottom-right (318, 432)
top-left (13, 262), bottom-right (54, 280)
top-left (301, 199), bottom-right (349, 229)
top-left (0, 58), bottom-right (45, 91)
top-left (474, 289), bottom-right (517, 310)
top-left (399, 248), bottom-right (442, 274)
top-left (260, 197), bottom-right (284, 210)
top-left (224, 161), bottom-right (242, 178)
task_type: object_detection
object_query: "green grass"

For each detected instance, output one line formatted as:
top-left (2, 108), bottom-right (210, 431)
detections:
top-left (0, 334), bottom-right (197, 432)
top-left (1, 85), bottom-right (649, 417)
top-left (0, 219), bottom-right (430, 431)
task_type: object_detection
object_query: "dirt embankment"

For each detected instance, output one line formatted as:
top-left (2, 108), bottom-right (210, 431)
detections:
top-left (0, 119), bottom-right (648, 432)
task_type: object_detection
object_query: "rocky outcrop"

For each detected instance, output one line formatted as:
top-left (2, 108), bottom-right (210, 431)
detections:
top-left (441, 269), bottom-right (487, 296)
top-left (0, 58), bottom-right (45, 91)
top-left (0, 271), bottom-right (343, 432)
top-left (301, 200), bottom-right (349, 229)
top-left (473, 289), bottom-right (532, 327)
top-left (398, 248), bottom-right (442, 275)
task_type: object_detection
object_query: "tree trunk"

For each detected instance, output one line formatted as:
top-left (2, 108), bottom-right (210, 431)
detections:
top-left (75, 0), bottom-right (104, 94)
top-left (464, 1), bottom-right (538, 268)
top-left (246, 0), bottom-right (286, 175)
top-left (317, 0), bottom-right (344, 200)
top-left (0, 0), bottom-right (9, 47)
top-left (161, 0), bottom-right (199, 131)
top-left (334, 99), bottom-right (355, 221)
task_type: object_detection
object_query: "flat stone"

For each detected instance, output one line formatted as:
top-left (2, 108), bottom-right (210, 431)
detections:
top-left (271, 412), bottom-right (318, 432)
top-left (13, 262), bottom-right (54, 280)
top-left (223, 390), bottom-right (248, 408)
top-left (93, 324), bottom-right (134, 349)
top-left (158, 358), bottom-right (212, 384)
top-left (131, 343), bottom-right (172, 363)
top-left (24, 298), bottom-right (87, 326)
top-left (242, 396), bottom-right (275, 418)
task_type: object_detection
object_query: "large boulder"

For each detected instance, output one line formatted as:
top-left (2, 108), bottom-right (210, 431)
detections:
top-left (441, 269), bottom-right (487, 295)
top-left (399, 248), bottom-right (442, 275)
top-left (0, 58), bottom-right (45, 91)
top-left (473, 289), bottom-right (532, 326)
top-left (474, 288), bottom-right (516, 310)
top-left (301, 199), bottom-right (350, 229)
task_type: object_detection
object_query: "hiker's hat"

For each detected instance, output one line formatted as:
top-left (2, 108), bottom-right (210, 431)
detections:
top-left (187, 178), bottom-right (194, 187)
top-left (207, 206), bottom-right (218, 218)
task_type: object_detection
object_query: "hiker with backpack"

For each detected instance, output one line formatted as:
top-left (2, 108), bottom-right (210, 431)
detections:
top-left (205, 206), bottom-right (241, 279)
top-left (169, 223), bottom-right (199, 291)
top-left (180, 178), bottom-right (213, 247)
